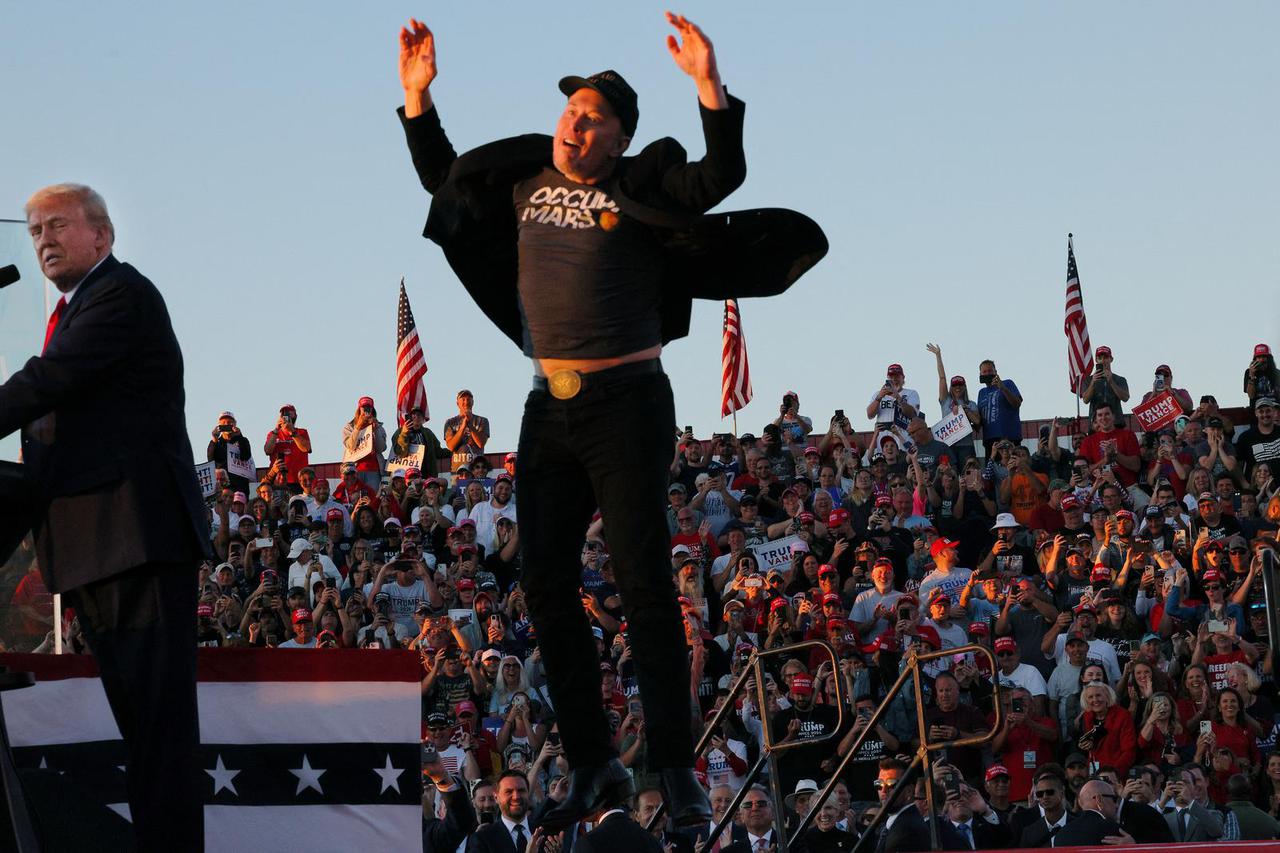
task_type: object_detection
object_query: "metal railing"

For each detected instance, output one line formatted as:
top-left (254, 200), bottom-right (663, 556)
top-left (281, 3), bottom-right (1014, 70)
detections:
top-left (645, 639), bottom-right (846, 851)
top-left (840, 643), bottom-right (1002, 853)
top-left (651, 639), bottom-right (1004, 852)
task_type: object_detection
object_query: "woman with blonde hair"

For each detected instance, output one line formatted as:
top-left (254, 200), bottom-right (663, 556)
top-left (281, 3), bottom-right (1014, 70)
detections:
top-left (1076, 681), bottom-right (1137, 776)
top-left (1136, 691), bottom-right (1186, 765)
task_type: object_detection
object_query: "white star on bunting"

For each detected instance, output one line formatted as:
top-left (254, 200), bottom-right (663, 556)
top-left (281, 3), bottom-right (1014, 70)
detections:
top-left (289, 754), bottom-right (326, 795)
top-left (374, 753), bottom-right (404, 794)
top-left (206, 754), bottom-right (240, 796)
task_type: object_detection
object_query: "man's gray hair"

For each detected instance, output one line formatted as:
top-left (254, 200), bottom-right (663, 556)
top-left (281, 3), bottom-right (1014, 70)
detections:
top-left (25, 183), bottom-right (115, 244)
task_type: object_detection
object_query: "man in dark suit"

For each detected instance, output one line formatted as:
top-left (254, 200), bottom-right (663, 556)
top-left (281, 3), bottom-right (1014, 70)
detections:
top-left (468, 771), bottom-right (540, 853)
top-left (574, 806), bottom-right (663, 853)
top-left (721, 785), bottom-right (782, 852)
top-left (1052, 781), bottom-right (1128, 847)
top-left (1, 184), bottom-right (209, 851)
top-left (1009, 772), bottom-right (1073, 847)
top-left (397, 13), bottom-right (825, 830)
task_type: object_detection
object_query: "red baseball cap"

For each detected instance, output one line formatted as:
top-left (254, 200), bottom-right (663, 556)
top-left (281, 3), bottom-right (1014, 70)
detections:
top-left (875, 494), bottom-right (893, 508)
top-left (1090, 565), bottom-right (1112, 582)
top-left (804, 445), bottom-right (820, 457)
top-left (950, 375), bottom-right (966, 387)
top-left (928, 591), bottom-right (951, 608)
top-left (912, 625), bottom-right (941, 649)
top-left (822, 593), bottom-right (843, 606)
top-left (887, 363), bottom-right (904, 375)
top-left (1201, 568), bottom-right (1225, 584)
top-left (1095, 345), bottom-right (1112, 358)
top-left (872, 557), bottom-right (895, 572)
top-left (197, 604), bottom-right (214, 617)
top-left (357, 396), bottom-right (375, 408)
top-left (770, 597), bottom-right (789, 612)
top-left (326, 508), bottom-right (344, 522)
top-left (1065, 630), bottom-right (1089, 645)
top-left (968, 621), bottom-right (989, 636)
top-left (929, 538), bottom-right (959, 558)
top-left (790, 674), bottom-right (814, 695)
top-left (798, 512), bottom-right (815, 525)
top-left (292, 608), bottom-right (313, 624)
top-left (455, 700), bottom-right (478, 716)
top-left (985, 764), bottom-right (1011, 782)
top-left (1060, 495), bottom-right (1081, 512)
top-left (1115, 509), bottom-right (1135, 521)
top-left (1256, 344), bottom-right (1272, 358)
top-left (1155, 364), bottom-right (1172, 376)
top-left (1074, 601), bottom-right (1096, 615)
top-left (828, 509), bottom-right (850, 527)
top-left (994, 637), bottom-right (1017, 654)
top-left (456, 578), bottom-right (476, 590)
top-left (818, 564), bottom-right (838, 577)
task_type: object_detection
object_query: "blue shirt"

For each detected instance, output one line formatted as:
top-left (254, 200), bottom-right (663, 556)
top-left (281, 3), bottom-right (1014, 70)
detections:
top-left (978, 380), bottom-right (1022, 442)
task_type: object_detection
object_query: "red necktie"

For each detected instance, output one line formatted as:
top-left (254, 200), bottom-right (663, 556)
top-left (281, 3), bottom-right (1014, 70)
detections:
top-left (42, 296), bottom-right (67, 354)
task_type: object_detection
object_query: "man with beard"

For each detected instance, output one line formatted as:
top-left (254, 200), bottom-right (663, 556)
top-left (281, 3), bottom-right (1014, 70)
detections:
top-left (463, 472), bottom-right (517, 553)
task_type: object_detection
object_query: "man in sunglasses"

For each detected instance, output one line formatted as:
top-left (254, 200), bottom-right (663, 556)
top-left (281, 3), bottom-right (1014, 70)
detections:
top-left (1011, 770), bottom-right (1073, 847)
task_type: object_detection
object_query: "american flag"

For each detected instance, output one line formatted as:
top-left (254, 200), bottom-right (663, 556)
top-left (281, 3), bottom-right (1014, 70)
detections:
top-left (1064, 234), bottom-right (1094, 394)
top-left (721, 299), bottom-right (753, 417)
top-left (1, 650), bottom-right (423, 852)
top-left (395, 279), bottom-right (429, 424)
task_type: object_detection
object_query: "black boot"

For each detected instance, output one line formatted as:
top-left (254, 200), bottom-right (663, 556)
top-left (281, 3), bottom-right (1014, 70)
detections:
top-left (540, 758), bottom-right (635, 830)
top-left (660, 767), bottom-right (712, 827)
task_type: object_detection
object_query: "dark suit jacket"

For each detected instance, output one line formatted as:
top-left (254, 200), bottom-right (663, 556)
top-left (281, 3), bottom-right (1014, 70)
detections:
top-left (0, 255), bottom-right (209, 590)
top-left (468, 818), bottom-right (536, 853)
top-left (398, 99), bottom-right (828, 354)
top-left (573, 814), bottom-right (664, 853)
top-left (946, 815), bottom-right (1010, 850)
top-left (722, 827), bottom-right (779, 853)
top-left (1010, 807), bottom-right (1074, 848)
top-left (1051, 809), bottom-right (1120, 847)
top-left (1117, 798), bottom-right (1173, 844)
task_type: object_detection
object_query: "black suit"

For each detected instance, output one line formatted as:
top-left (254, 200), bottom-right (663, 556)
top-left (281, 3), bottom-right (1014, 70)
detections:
top-left (468, 818), bottom-right (537, 853)
top-left (1116, 798), bottom-right (1173, 844)
top-left (1010, 808), bottom-right (1073, 848)
top-left (875, 804), bottom-right (933, 853)
top-left (946, 814), bottom-right (1010, 850)
top-left (573, 813), bottom-right (664, 853)
top-left (0, 254), bottom-right (208, 851)
top-left (1051, 810), bottom-right (1121, 847)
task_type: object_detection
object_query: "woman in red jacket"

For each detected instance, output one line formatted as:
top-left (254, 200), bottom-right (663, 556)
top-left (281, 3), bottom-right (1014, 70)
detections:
top-left (1200, 687), bottom-right (1260, 771)
top-left (1077, 682), bottom-right (1137, 776)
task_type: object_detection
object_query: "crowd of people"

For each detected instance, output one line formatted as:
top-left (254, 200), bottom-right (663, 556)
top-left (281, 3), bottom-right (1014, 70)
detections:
top-left (5, 341), bottom-right (1280, 850)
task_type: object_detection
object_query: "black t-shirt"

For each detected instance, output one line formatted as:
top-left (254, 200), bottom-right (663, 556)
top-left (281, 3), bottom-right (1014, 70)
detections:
top-left (513, 167), bottom-right (662, 358)
top-left (1238, 425), bottom-right (1280, 481)
top-left (770, 704), bottom-right (842, 791)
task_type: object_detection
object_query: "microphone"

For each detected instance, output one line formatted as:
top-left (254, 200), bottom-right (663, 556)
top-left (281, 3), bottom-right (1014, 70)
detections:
top-left (0, 265), bottom-right (19, 289)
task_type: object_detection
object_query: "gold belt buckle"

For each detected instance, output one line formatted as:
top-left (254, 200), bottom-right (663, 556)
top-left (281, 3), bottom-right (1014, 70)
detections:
top-left (547, 369), bottom-right (582, 400)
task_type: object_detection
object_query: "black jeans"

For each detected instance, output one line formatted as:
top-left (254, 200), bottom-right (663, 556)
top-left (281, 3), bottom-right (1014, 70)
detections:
top-left (70, 561), bottom-right (202, 852)
top-left (517, 369), bottom-right (691, 769)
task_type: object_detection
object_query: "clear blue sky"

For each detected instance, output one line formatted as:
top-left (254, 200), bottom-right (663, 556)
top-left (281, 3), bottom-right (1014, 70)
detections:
top-left (3, 2), bottom-right (1277, 464)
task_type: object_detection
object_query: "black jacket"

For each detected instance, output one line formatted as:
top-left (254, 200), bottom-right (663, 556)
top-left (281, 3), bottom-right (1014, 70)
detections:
top-left (398, 98), bottom-right (827, 353)
top-left (1116, 798), bottom-right (1173, 844)
top-left (1051, 809), bottom-right (1120, 847)
top-left (423, 783), bottom-right (477, 852)
top-left (573, 813), bottom-right (665, 853)
top-left (0, 255), bottom-right (210, 590)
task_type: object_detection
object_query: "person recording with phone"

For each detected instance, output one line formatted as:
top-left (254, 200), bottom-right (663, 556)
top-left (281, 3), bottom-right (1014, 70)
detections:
top-left (342, 395), bottom-right (388, 490)
top-left (1078, 344), bottom-right (1131, 421)
top-left (263, 403), bottom-right (312, 493)
top-left (208, 410), bottom-right (255, 493)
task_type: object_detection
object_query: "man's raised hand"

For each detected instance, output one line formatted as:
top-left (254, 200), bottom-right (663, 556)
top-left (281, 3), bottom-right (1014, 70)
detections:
top-left (399, 17), bottom-right (437, 117)
top-left (665, 11), bottom-right (728, 109)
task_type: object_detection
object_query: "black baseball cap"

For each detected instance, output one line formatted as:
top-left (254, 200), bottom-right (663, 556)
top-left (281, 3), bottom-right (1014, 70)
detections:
top-left (558, 70), bottom-right (639, 136)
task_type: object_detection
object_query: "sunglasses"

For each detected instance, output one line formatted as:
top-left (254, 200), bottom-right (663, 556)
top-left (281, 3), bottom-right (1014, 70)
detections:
top-left (1033, 789), bottom-right (1059, 799)
top-left (741, 801), bottom-right (770, 810)
top-left (996, 651), bottom-right (1017, 658)
top-left (1203, 584), bottom-right (1223, 591)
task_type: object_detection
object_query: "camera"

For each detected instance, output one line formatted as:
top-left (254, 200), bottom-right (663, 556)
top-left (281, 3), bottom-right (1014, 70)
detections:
top-left (1011, 697), bottom-right (1026, 714)
top-left (834, 408), bottom-right (844, 421)
top-left (324, 577), bottom-right (336, 590)
top-left (1154, 373), bottom-right (1166, 392)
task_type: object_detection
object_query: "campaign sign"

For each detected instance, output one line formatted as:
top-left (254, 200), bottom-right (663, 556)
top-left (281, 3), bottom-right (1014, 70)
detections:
top-left (343, 426), bottom-right (376, 463)
top-left (749, 534), bottom-right (803, 570)
top-left (1133, 391), bottom-right (1181, 433)
top-left (226, 445), bottom-right (256, 481)
top-left (931, 412), bottom-right (973, 446)
top-left (387, 444), bottom-right (425, 478)
top-left (194, 461), bottom-right (217, 498)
